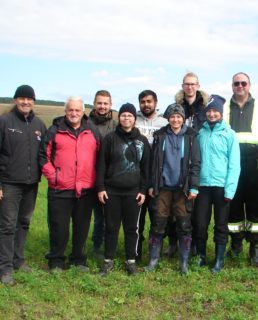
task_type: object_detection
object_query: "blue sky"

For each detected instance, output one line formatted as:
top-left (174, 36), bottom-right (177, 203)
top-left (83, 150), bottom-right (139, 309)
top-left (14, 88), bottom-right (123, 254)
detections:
top-left (1, 0), bottom-right (258, 112)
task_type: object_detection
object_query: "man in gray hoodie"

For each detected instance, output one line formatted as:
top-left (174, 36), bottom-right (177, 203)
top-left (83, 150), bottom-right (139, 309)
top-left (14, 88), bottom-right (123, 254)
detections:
top-left (135, 90), bottom-right (167, 261)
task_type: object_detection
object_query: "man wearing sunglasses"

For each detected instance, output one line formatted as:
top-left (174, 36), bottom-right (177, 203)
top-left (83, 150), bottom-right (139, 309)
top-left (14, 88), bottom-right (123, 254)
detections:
top-left (224, 72), bottom-right (258, 267)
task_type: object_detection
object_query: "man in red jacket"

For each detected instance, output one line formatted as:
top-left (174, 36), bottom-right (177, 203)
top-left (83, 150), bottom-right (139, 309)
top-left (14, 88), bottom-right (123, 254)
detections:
top-left (39, 96), bottom-right (101, 272)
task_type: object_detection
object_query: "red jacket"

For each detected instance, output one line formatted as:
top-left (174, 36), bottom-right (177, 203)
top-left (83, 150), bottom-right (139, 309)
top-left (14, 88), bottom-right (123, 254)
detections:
top-left (39, 115), bottom-right (101, 198)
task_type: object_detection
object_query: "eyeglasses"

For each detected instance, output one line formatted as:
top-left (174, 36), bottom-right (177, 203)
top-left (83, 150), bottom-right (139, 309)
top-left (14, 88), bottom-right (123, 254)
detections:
top-left (183, 83), bottom-right (198, 87)
top-left (233, 81), bottom-right (248, 87)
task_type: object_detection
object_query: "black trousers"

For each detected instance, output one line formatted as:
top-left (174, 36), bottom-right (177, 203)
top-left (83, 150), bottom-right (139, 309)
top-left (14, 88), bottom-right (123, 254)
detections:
top-left (46, 191), bottom-right (95, 268)
top-left (194, 187), bottom-right (229, 245)
top-left (228, 161), bottom-right (258, 243)
top-left (103, 194), bottom-right (141, 260)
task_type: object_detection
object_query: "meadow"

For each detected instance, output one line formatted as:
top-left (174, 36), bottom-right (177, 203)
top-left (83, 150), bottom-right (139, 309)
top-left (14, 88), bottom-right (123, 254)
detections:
top-left (0, 104), bottom-right (257, 319)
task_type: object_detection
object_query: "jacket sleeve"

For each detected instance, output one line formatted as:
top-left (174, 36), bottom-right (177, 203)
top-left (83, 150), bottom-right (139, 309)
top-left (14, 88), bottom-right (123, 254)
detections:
top-left (189, 134), bottom-right (201, 191)
top-left (39, 126), bottom-right (57, 185)
top-left (224, 131), bottom-right (241, 199)
top-left (139, 137), bottom-right (151, 194)
top-left (96, 134), bottom-right (109, 192)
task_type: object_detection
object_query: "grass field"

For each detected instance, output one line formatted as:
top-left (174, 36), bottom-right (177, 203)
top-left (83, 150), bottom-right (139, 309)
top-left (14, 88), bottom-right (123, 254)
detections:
top-left (0, 104), bottom-right (257, 319)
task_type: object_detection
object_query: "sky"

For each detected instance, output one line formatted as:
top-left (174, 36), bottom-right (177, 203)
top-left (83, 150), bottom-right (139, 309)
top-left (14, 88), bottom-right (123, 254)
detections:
top-left (1, 0), bottom-right (258, 113)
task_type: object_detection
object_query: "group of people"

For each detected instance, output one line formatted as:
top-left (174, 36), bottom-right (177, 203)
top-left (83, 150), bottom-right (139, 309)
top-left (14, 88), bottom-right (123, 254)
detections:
top-left (0, 71), bottom-right (257, 285)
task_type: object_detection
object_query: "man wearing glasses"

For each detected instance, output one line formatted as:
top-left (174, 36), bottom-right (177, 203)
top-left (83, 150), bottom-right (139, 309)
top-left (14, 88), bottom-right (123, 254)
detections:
top-left (224, 72), bottom-right (258, 267)
top-left (163, 72), bottom-right (209, 258)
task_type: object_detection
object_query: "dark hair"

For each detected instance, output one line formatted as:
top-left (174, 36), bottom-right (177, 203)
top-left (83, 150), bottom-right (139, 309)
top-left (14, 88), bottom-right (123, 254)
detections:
top-left (138, 90), bottom-right (157, 102)
top-left (94, 90), bottom-right (112, 103)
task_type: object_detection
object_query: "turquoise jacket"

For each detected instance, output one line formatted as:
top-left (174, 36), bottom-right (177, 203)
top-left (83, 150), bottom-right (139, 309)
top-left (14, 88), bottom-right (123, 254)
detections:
top-left (198, 120), bottom-right (240, 199)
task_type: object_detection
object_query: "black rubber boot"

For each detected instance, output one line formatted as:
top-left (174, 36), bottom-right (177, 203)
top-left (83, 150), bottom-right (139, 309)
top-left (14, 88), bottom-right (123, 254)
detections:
top-left (196, 242), bottom-right (206, 267)
top-left (227, 235), bottom-right (243, 258)
top-left (179, 236), bottom-right (192, 275)
top-left (145, 233), bottom-right (163, 272)
top-left (249, 243), bottom-right (258, 267)
top-left (212, 244), bottom-right (226, 273)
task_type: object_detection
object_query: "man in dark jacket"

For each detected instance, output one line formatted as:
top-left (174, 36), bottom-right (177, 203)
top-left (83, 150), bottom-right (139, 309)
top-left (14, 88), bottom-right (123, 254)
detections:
top-left (145, 104), bottom-right (200, 274)
top-left (89, 90), bottom-right (117, 257)
top-left (0, 85), bottom-right (46, 285)
top-left (40, 96), bottom-right (101, 272)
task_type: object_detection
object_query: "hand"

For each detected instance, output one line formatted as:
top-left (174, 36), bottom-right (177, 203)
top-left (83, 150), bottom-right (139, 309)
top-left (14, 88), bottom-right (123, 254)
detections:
top-left (136, 193), bottom-right (145, 206)
top-left (0, 189), bottom-right (3, 201)
top-left (224, 197), bottom-right (231, 202)
top-left (148, 188), bottom-right (155, 198)
top-left (188, 192), bottom-right (197, 200)
top-left (98, 191), bottom-right (108, 204)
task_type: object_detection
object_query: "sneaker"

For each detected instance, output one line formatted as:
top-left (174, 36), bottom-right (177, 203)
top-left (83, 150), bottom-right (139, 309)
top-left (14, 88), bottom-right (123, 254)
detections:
top-left (76, 265), bottom-right (90, 272)
top-left (50, 267), bottom-right (63, 274)
top-left (125, 260), bottom-right (137, 276)
top-left (226, 248), bottom-right (242, 258)
top-left (16, 263), bottom-right (32, 273)
top-left (99, 260), bottom-right (114, 276)
top-left (1, 272), bottom-right (15, 285)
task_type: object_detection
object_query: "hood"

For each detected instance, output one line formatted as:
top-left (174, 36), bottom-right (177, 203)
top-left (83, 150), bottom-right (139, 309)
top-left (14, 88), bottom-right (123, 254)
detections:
top-left (175, 90), bottom-right (209, 106)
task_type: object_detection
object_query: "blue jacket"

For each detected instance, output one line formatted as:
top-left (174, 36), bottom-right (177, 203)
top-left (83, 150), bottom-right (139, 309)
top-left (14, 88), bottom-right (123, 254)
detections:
top-left (198, 120), bottom-right (240, 199)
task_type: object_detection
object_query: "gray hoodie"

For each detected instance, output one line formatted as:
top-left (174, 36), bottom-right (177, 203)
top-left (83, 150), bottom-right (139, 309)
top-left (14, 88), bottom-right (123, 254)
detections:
top-left (136, 111), bottom-right (167, 145)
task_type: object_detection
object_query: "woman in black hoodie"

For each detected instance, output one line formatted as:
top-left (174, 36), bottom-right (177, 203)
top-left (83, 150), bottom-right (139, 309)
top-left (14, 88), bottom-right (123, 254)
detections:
top-left (97, 103), bottom-right (150, 276)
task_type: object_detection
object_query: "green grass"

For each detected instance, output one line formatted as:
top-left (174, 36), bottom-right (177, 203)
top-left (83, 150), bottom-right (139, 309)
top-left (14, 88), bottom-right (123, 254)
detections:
top-left (0, 178), bottom-right (257, 320)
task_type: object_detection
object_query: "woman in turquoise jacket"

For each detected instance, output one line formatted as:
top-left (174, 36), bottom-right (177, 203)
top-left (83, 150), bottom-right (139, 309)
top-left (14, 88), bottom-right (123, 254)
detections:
top-left (194, 95), bottom-right (240, 273)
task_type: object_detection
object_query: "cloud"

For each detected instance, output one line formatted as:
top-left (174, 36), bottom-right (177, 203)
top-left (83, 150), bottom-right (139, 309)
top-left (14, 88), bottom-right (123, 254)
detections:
top-left (1, 0), bottom-right (258, 69)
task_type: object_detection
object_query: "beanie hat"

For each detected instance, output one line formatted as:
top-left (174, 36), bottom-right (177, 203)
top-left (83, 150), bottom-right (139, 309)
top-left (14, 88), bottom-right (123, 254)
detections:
top-left (13, 85), bottom-right (36, 101)
top-left (118, 103), bottom-right (137, 119)
top-left (205, 94), bottom-right (225, 115)
top-left (163, 103), bottom-right (185, 120)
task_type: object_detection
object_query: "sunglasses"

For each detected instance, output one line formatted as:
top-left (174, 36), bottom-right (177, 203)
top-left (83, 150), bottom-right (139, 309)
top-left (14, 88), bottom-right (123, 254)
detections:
top-left (233, 81), bottom-right (248, 87)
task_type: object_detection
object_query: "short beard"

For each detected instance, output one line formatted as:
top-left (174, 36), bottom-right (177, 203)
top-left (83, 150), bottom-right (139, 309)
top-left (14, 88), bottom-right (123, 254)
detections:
top-left (142, 109), bottom-right (155, 117)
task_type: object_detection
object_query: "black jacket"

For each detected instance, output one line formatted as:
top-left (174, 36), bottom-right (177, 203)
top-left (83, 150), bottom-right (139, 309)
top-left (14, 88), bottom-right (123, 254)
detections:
top-left (150, 125), bottom-right (200, 196)
top-left (96, 125), bottom-right (150, 195)
top-left (0, 107), bottom-right (46, 187)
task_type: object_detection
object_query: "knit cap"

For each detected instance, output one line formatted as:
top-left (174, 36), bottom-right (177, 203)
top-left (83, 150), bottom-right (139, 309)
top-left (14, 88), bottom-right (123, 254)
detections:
top-left (163, 103), bottom-right (185, 120)
top-left (118, 103), bottom-right (137, 119)
top-left (13, 85), bottom-right (36, 100)
top-left (205, 94), bottom-right (226, 114)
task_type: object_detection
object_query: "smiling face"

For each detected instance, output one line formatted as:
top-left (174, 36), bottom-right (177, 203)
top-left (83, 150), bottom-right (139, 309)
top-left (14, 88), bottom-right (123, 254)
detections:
top-left (206, 108), bottom-right (222, 122)
top-left (169, 113), bottom-right (184, 132)
top-left (232, 73), bottom-right (250, 100)
top-left (94, 95), bottom-right (112, 116)
top-left (139, 95), bottom-right (157, 118)
top-left (65, 99), bottom-right (84, 129)
top-left (15, 97), bottom-right (34, 117)
top-left (119, 112), bottom-right (135, 131)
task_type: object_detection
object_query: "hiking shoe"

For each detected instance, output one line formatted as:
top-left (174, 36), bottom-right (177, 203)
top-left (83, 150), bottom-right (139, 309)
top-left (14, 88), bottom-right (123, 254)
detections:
top-left (50, 267), bottom-right (63, 274)
top-left (15, 263), bottom-right (32, 273)
top-left (125, 261), bottom-right (137, 276)
top-left (76, 265), bottom-right (90, 272)
top-left (1, 273), bottom-right (15, 285)
top-left (99, 260), bottom-right (114, 276)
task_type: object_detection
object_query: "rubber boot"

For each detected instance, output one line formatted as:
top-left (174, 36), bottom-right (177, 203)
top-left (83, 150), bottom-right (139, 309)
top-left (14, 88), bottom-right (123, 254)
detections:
top-left (145, 233), bottom-right (163, 272)
top-left (178, 236), bottom-right (192, 275)
top-left (212, 244), bottom-right (226, 273)
top-left (249, 242), bottom-right (258, 267)
top-left (227, 235), bottom-right (243, 258)
top-left (196, 242), bottom-right (206, 267)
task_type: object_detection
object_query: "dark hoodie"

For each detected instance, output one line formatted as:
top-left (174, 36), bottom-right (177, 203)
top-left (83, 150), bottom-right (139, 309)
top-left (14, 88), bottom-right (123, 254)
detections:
top-left (96, 125), bottom-right (150, 195)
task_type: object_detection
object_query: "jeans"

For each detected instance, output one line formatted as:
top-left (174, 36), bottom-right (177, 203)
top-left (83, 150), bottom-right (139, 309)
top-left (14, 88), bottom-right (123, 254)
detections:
top-left (0, 183), bottom-right (38, 275)
top-left (92, 201), bottom-right (105, 250)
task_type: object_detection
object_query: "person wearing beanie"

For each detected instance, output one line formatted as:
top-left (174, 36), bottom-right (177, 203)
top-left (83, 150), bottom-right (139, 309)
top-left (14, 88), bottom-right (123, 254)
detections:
top-left (163, 73), bottom-right (209, 260)
top-left (89, 90), bottom-right (117, 259)
top-left (194, 94), bottom-right (240, 273)
top-left (97, 103), bottom-right (150, 276)
top-left (145, 102), bottom-right (200, 275)
top-left (0, 85), bottom-right (46, 285)
top-left (135, 90), bottom-right (167, 262)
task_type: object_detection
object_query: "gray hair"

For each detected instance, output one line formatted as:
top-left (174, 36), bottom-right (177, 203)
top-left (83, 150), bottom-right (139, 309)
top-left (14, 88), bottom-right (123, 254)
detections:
top-left (64, 96), bottom-right (85, 111)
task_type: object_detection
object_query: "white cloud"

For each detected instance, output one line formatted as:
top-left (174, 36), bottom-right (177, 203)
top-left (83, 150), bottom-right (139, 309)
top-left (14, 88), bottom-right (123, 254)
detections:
top-left (1, 0), bottom-right (258, 68)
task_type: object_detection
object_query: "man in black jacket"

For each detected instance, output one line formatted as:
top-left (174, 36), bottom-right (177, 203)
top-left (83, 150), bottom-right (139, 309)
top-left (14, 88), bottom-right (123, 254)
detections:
top-left (0, 85), bottom-right (46, 285)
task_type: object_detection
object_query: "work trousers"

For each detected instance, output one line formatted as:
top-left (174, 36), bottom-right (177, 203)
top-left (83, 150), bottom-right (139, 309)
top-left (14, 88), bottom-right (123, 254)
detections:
top-left (194, 187), bottom-right (229, 245)
top-left (151, 189), bottom-right (192, 238)
top-left (103, 194), bottom-right (141, 260)
top-left (0, 183), bottom-right (38, 275)
top-left (46, 190), bottom-right (95, 269)
top-left (92, 201), bottom-right (105, 250)
top-left (228, 161), bottom-right (258, 244)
